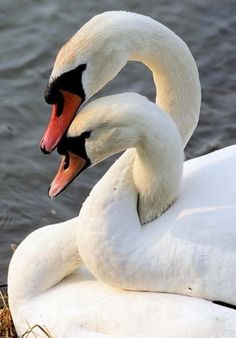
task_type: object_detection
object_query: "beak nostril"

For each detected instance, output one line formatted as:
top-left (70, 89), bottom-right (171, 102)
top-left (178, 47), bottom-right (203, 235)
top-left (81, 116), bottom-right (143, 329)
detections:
top-left (63, 152), bottom-right (70, 170)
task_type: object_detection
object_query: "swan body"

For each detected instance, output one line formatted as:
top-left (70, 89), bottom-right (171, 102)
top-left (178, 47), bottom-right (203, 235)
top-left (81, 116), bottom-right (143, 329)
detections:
top-left (9, 218), bottom-right (236, 338)
top-left (9, 11), bottom-right (236, 337)
top-left (9, 93), bottom-right (236, 336)
top-left (49, 93), bottom-right (236, 305)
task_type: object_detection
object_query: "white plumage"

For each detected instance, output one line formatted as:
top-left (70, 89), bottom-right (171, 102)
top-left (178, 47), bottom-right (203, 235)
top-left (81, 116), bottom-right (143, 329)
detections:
top-left (8, 11), bottom-right (236, 337)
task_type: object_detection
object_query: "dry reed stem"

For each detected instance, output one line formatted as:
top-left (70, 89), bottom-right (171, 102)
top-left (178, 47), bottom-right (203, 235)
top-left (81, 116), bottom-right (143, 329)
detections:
top-left (0, 290), bottom-right (17, 338)
top-left (20, 323), bottom-right (52, 338)
top-left (0, 290), bottom-right (52, 338)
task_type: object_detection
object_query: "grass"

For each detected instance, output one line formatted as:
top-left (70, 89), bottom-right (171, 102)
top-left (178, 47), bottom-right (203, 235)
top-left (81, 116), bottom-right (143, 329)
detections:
top-left (0, 290), bottom-right (17, 338)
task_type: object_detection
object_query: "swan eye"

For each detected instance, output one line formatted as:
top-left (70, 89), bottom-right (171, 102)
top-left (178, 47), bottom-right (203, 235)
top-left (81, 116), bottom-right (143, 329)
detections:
top-left (81, 131), bottom-right (92, 139)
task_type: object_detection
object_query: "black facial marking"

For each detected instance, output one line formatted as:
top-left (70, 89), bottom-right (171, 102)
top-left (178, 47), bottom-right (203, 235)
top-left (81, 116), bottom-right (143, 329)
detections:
top-left (213, 301), bottom-right (236, 310)
top-left (44, 63), bottom-right (87, 106)
top-left (57, 131), bottom-right (91, 163)
top-left (55, 91), bottom-right (64, 117)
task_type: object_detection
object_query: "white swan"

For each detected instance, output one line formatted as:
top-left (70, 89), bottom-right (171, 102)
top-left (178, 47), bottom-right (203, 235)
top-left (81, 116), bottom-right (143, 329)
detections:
top-left (8, 93), bottom-right (236, 337)
top-left (40, 11), bottom-right (201, 154)
top-left (47, 92), bottom-right (236, 306)
top-left (8, 222), bottom-right (236, 338)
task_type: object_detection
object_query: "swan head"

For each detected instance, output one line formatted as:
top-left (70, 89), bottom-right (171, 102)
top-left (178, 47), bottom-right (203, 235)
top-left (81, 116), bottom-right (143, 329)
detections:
top-left (48, 93), bottom-right (143, 198)
top-left (48, 92), bottom-right (183, 220)
top-left (40, 12), bottom-right (128, 154)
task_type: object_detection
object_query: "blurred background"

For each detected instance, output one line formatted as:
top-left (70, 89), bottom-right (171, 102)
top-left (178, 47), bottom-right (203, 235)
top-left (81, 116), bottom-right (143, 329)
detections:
top-left (0, 0), bottom-right (236, 284)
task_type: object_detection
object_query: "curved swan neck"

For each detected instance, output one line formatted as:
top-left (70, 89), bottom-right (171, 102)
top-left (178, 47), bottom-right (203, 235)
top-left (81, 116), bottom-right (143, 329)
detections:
top-left (69, 93), bottom-right (184, 224)
top-left (53, 12), bottom-right (201, 147)
top-left (131, 107), bottom-right (183, 224)
top-left (120, 13), bottom-right (201, 147)
top-left (8, 219), bottom-right (81, 310)
top-left (66, 92), bottom-right (183, 224)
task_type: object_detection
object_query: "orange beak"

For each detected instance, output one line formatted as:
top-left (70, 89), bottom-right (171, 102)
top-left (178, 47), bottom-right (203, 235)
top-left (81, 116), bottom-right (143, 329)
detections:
top-left (40, 90), bottom-right (82, 154)
top-left (48, 151), bottom-right (88, 198)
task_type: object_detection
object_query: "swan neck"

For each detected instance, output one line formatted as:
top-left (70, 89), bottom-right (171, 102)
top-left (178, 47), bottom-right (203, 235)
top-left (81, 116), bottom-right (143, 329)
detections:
top-left (126, 19), bottom-right (201, 147)
top-left (8, 219), bottom-right (81, 310)
top-left (132, 117), bottom-right (183, 224)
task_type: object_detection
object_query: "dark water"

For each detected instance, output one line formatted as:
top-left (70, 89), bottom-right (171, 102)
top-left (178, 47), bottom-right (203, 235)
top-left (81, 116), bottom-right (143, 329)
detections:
top-left (0, 0), bottom-right (236, 284)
